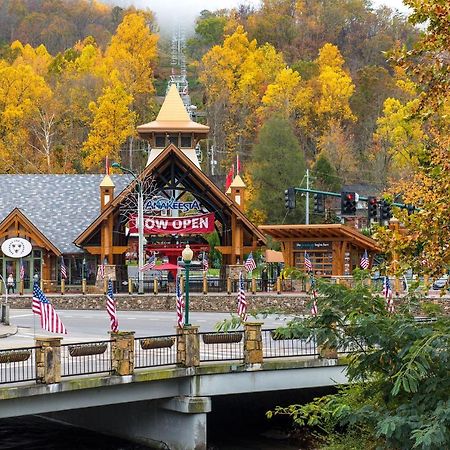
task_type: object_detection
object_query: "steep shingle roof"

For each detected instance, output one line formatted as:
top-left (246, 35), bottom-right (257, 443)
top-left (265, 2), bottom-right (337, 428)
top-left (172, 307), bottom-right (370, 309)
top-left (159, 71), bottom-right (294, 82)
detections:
top-left (0, 174), bottom-right (132, 254)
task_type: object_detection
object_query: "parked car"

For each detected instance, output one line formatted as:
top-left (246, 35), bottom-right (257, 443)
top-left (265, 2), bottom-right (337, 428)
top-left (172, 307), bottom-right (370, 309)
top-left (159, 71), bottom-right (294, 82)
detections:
top-left (432, 274), bottom-right (448, 290)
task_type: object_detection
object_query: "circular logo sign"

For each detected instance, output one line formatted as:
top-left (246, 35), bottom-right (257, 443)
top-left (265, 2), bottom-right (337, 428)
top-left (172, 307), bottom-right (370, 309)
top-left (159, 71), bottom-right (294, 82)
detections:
top-left (1, 238), bottom-right (33, 258)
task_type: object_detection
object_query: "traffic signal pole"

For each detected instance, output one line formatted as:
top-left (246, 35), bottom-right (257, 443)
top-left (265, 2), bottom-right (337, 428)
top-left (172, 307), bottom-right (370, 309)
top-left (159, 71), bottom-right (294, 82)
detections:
top-left (293, 188), bottom-right (407, 208)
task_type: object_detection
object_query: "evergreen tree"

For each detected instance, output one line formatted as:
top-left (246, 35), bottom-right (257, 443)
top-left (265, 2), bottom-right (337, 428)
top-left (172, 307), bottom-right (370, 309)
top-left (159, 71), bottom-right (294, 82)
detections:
top-left (249, 116), bottom-right (306, 224)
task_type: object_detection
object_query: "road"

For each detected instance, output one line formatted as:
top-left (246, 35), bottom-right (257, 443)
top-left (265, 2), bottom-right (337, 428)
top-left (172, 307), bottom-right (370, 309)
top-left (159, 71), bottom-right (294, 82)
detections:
top-left (2, 310), bottom-right (291, 349)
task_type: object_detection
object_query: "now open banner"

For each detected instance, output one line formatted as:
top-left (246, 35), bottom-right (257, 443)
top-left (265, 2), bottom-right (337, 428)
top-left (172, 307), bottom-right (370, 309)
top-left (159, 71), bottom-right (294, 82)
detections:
top-left (129, 213), bottom-right (215, 234)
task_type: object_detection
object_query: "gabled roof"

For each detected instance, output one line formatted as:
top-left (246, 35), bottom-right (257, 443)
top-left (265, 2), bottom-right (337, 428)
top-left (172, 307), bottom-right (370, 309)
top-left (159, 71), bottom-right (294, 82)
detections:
top-left (0, 175), bottom-right (132, 254)
top-left (0, 208), bottom-right (60, 255)
top-left (75, 144), bottom-right (267, 246)
top-left (137, 84), bottom-right (209, 135)
top-left (258, 224), bottom-right (380, 252)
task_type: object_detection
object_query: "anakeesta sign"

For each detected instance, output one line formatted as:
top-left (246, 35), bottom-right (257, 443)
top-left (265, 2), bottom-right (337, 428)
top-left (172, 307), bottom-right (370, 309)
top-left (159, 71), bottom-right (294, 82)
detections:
top-left (129, 213), bottom-right (215, 234)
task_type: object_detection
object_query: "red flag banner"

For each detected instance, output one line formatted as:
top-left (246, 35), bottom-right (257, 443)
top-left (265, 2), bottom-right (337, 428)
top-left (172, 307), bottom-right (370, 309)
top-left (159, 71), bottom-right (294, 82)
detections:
top-left (225, 165), bottom-right (234, 191)
top-left (129, 213), bottom-right (215, 234)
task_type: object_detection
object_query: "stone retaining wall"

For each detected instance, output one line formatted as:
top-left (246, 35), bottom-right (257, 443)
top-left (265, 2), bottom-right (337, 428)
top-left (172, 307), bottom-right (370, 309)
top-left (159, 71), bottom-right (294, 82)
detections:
top-left (5, 293), bottom-right (449, 315)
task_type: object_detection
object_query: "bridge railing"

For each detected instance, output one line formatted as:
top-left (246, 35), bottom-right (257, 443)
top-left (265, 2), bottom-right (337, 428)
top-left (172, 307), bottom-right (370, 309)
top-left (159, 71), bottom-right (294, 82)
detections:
top-left (61, 340), bottom-right (113, 378)
top-left (0, 326), bottom-right (337, 386)
top-left (262, 329), bottom-right (319, 359)
top-left (134, 335), bottom-right (178, 369)
top-left (198, 331), bottom-right (244, 362)
top-left (0, 345), bottom-right (40, 384)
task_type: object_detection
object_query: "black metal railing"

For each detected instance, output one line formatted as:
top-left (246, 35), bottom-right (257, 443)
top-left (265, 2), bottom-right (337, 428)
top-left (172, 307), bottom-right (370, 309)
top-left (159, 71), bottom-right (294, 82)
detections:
top-left (61, 340), bottom-right (112, 377)
top-left (134, 334), bottom-right (178, 369)
top-left (262, 329), bottom-right (319, 359)
top-left (199, 331), bottom-right (244, 362)
top-left (0, 346), bottom-right (40, 384)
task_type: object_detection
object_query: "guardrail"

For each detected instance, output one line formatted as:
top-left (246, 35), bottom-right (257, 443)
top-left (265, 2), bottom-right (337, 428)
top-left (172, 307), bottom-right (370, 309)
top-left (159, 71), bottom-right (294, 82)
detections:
top-left (61, 340), bottom-right (112, 378)
top-left (135, 335), bottom-right (178, 369)
top-left (262, 329), bottom-right (318, 359)
top-left (0, 326), bottom-right (333, 386)
top-left (199, 331), bottom-right (244, 362)
top-left (0, 345), bottom-right (40, 384)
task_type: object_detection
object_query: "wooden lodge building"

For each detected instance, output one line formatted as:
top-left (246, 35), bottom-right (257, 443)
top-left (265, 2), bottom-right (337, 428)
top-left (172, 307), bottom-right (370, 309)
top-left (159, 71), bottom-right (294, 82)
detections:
top-left (0, 84), bottom-right (379, 293)
top-left (0, 85), bottom-right (266, 292)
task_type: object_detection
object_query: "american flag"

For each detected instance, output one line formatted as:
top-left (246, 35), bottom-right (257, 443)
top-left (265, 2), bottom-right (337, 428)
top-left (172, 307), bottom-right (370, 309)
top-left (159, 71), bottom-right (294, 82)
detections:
top-left (360, 250), bottom-right (369, 270)
top-left (176, 276), bottom-right (184, 328)
top-left (202, 252), bottom-right (209, 272)
top-left (304, 252), bottom-right (313, 272)
top-left (60, 256), bottom-right (67, 279)
top-left (20, 259), bottom-right (25, 281)
top-left (237, 271), bottom-right (247, 320)
top-left (140, 252), bottom-right (156, 272)
top-left (106, 279), bottom-right (119, 332)
top-left (244, 252), bottom-right (256, 273)
top-left (383, 276), bottom-right (394, 313)
top-left (32, 282), bottom-right (67, 334)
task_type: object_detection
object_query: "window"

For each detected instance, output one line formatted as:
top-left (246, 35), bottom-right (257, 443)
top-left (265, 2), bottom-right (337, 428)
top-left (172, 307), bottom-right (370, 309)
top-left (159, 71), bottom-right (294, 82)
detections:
top-left (155, 134), bottom-right (166, 147)
top-left (295, 251), bottom-right (333, 276)
top-left (180, 135), bottom-right (192, 148)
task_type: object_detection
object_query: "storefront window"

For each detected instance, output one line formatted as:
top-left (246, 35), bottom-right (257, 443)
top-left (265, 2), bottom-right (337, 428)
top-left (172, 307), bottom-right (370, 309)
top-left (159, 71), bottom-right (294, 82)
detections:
top-left (295, 251), bottom-right (333, 276)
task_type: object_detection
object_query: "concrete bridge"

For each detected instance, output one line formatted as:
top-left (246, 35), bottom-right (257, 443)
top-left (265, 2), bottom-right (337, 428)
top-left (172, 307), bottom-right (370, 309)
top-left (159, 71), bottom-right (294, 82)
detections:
top-left (0, 323), bottom-right (348, 449)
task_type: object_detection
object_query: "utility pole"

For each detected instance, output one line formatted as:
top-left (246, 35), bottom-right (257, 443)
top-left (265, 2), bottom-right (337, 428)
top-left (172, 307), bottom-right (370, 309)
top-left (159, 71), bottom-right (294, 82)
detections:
top-left (305, 169), bottom-right (310, 225)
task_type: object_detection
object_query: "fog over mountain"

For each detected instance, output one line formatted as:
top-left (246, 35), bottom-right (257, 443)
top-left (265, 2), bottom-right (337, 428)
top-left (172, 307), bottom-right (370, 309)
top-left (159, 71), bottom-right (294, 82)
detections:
top-left (105, 0), bottom-right (410, 34)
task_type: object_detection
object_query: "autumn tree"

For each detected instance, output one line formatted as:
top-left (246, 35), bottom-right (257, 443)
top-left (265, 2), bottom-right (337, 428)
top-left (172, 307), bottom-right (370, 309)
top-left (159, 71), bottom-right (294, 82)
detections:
top-left (104, 11), bottom-right (158, 119)
top-left (0, 60), bottom-right (52, 172)
top-left (82, 77), bottom-right (136, 171)
top-left (374, 0), bottom-right (450, 279)
top-left (248, 116), bottom-right (306, 224)
top-left (199, 26), bottom-right (286, 170)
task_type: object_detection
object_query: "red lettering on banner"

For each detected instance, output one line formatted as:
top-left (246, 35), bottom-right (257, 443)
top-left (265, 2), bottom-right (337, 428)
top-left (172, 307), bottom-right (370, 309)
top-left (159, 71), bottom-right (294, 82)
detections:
top-left (129, 213), bottom-right (215, 234)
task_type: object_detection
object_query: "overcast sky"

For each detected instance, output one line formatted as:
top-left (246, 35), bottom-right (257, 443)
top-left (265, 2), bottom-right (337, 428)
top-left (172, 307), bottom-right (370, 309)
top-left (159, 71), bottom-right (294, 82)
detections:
top-left (112, 0), bottom-right (411, 32)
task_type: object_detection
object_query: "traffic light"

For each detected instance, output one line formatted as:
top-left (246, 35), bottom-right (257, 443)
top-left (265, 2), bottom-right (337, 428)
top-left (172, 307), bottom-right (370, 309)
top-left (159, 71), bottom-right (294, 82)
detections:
top-left (367, 196), bottom-right (378, 221)
top-left (379, 199), bottom-right (392, 222)
top-left (341, 191), bottom-right (357, 216)
top-left (313, 193), bottom-right (325, 213)
top-left (284, 187), bottom-right (296, 210)
top-left (406, 204), bottom-right (416, 215)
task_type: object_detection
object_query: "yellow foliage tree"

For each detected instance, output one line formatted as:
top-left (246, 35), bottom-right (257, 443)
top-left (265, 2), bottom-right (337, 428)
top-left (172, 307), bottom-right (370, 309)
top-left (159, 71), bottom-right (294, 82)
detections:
top-left (314, 43), bottom-right (356, 125)
top-left (373, 97), bottom-right (424, 178)
top-left (0, 61), bottom-right (52, 172)
top-left (200, 26), bottom-right (287, 168)
top-left (82, 77), bottom-right (136, 170)
top-left (104, 12), bottom-right (158, 99)
top-left (10, 41), bottom-right (52, 77)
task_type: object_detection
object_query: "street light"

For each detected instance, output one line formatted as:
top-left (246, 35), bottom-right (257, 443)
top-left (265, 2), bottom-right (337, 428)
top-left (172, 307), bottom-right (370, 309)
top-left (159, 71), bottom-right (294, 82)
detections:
top-left (112, 162), bottom-right (145, 294)
top-left (182, 244), bottom-right (193, 326)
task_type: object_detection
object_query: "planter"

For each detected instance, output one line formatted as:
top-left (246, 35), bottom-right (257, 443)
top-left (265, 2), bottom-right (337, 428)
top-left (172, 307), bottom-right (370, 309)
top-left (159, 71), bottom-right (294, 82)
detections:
top-left (69, 343), bottom-right (108, 357)
top-left (0, 350), bottom-right (31, 363)
top-left (140, 337), bottom-right (175, 349)
top-left (318, 345), bottom-right (338, 359)
top-left (202, 332), bottom-right (243, 344)
top-left (270, 331), bottom-right (294, 340)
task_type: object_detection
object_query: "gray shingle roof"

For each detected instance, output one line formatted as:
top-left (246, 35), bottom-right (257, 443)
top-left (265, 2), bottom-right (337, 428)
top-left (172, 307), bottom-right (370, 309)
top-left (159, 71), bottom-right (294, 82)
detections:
top-left (0, 174), bottom-right (132, 254)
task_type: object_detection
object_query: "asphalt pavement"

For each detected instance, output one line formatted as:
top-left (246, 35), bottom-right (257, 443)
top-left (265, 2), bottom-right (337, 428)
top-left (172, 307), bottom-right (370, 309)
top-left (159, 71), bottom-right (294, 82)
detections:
top-left (0, 310), bottom-right (290, 349)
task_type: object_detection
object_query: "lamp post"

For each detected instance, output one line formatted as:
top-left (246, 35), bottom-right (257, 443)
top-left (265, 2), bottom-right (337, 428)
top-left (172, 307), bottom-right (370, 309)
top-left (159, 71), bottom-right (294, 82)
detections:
top-left (182, 244), bottom-right (193, 326)
top-left (112, 162), bottom-right (145, 294)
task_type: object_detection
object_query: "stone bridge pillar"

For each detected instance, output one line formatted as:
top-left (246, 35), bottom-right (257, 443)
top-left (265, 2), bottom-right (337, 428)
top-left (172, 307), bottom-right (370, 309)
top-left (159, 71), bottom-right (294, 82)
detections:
top-left (177, 325), bottom-right (200, 367)
top-left (110, 331), bottom-right (135, 376)
top-left (35, 337), bottom-right (62, 384)
top-left (244, 322), bottom-right (263, 367)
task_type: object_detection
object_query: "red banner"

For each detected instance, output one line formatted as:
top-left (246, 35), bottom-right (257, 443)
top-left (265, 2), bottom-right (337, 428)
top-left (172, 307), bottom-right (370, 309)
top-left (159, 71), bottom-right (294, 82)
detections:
top-left (129, 213), bottom-right (215, 235)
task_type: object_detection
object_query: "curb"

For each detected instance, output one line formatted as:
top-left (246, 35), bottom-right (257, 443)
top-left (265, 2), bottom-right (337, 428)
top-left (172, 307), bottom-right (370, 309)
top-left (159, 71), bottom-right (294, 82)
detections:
top-left (0, 325), bottom-right (18, 339)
